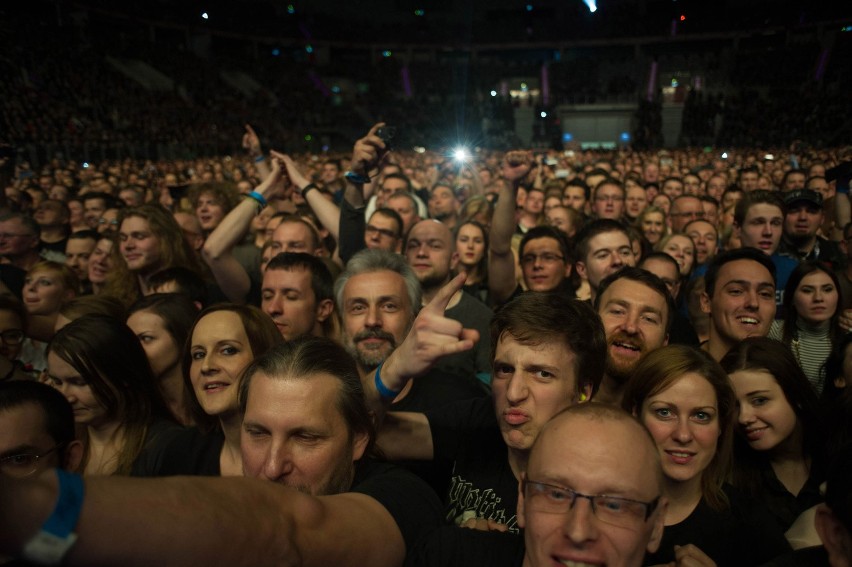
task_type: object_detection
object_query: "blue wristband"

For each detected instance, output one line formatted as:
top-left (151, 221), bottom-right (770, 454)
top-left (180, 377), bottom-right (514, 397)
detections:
top-left (254, 155), bottom-right (266, 163)
top-left (374, 362), bottom-right (401, 399)
top-left (21, 469), bottom-right (84, 564)
top-left (246, 191), bottom-right (267, 209)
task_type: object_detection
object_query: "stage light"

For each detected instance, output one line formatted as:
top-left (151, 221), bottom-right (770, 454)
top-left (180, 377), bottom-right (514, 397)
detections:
top-left (453, 148), bottom-right (470, 162)
top-left (201, 12), bottom-right (209, 20)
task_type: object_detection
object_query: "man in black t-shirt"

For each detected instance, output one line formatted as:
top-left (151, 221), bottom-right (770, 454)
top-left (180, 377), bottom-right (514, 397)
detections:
top-left (375, 288), bottom-right (607, 532)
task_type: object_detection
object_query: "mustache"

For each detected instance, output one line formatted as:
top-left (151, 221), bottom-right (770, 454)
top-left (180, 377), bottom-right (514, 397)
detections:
top-left (607, 332), bottom-right (643, 349)
top-left (353, 329), bottom-right (397, 344)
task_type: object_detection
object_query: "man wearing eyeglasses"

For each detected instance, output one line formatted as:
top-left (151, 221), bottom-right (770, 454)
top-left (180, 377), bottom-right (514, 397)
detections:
top-left (668, 195), bottom-right (705, 234)
top-left (0, 380), bottom-right (82, 478)
top-left (590, 178), bottom-right (626, 221)
top-left (489, 153), bottom-right (575, 307)
top-left (406, 403), bottom-right (667, 567)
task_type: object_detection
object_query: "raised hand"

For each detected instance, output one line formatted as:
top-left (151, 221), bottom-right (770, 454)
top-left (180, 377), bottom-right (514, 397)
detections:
top-left (501, 150), bottom-right (533, 184)
top-left (351, 123), bottom-right (389, 178)
top-left (270, 151), bottom-right (310, 189)
top-left (242, 124), bottom-right (263, 157)
top-left (381, 272), bottom-right (479, 390)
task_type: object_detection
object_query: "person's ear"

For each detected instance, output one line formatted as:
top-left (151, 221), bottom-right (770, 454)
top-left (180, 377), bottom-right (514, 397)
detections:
top-left (575, 261), bottom-right (587, 282)
top-left (646, 497), bottom-right (668, 554)
top-left (351, 429), bottom-right (369, 463)
top-left (579, 381), bottom-right (592, 403)
top-left (63, 440), bottom-right (84, 473)
top-left (700, 291), bottom-right (712, 315)
top-left (815, 503), bottom-right (852, 566)
top-left (315, 298), bottom-right (334, 323)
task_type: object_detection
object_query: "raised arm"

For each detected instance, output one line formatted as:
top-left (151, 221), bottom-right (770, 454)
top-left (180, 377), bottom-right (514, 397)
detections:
top-left (1, 472), bottom-right (405, 567)
top-left (367, 273), bottom-right (478, 420)
top-left (243, 124), bottom-right (271, 179)
top-left (272, 151), bottom-right (341, 242)
top-left (488, 151), bottom-right (532, 305)
top-left (338, 123), bottom-right (389, 263)
top-left (202, 159), bottom-right (286, 302)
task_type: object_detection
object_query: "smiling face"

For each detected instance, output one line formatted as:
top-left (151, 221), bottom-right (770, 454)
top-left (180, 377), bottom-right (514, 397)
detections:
top-left (119, 216), bottom-right (163, 274)
top-left (641, 212), bottom-right (666, 245)
top-left (701, 259), bottom-right (776, 348)
top-left (189, 311), bottom-right (255, 419)
top-left (729, 369), bottom-right (799, 453)
top-left (640, 373), bottom-right (720, 485)
top-left (519, 411), bottom-right (665, 567)
top-left (340, 270), bottom-right (413, 372)
top-left (598, 278), bottom-right (669, 384)
top-left (241, 372), bottom-right (368, 496)
top-left (661, 235), bottom-right (695, 276)
top-left (491, 334), bottom-right (585, 455)
top-left (792, 270), bottom-right (838, 326)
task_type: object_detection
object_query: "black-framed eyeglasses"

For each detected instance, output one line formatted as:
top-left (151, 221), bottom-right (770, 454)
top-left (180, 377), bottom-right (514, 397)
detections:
top-left (520, 253), bottom-right (564, 265)
top-left (523, 479), bottom-right (660, 530)
top-left (0, 329), bottom-right (24, 345)
top-left (0, 443), bottom-right (66, 478)
top-left (365, 225), bottom-right (399, 239)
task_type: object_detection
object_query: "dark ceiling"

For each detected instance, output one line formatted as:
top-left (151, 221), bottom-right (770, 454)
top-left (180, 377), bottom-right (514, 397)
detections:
top-left (62, 0), bottom-right (852, 45)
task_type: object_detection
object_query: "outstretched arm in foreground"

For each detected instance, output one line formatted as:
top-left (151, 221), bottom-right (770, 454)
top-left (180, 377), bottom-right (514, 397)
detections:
top-left (1, 472), bottom-right (405, 567)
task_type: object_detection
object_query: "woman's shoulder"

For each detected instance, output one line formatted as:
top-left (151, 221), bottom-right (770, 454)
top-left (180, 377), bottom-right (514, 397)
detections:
top-left (133, 423), bottom-right (224, 477)
top-left (768, 319), bottom-right (784, 340)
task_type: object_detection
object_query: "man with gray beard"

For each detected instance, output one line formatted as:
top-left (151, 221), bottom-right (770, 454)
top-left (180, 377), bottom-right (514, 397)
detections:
top-left (334, 248), bottom-right (485, 415)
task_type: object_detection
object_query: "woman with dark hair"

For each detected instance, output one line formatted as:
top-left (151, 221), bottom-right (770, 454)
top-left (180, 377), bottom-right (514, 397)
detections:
top-left (103, 205), bottom-right (205, 306)
top-left (138, 303), bottom-right (282, 477)
top-left (769, 260), bottom-right (846, 393)
top-left (127, 293), bottom-right (200, 426)
top-left (622, 344), bottom-right (789, 566)
top-left (720, 337), bottom-right (827, 534)
top-left (45, 314), bottom-right (178, 476)
top-left (453, 220), bottom-right (489, 304)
